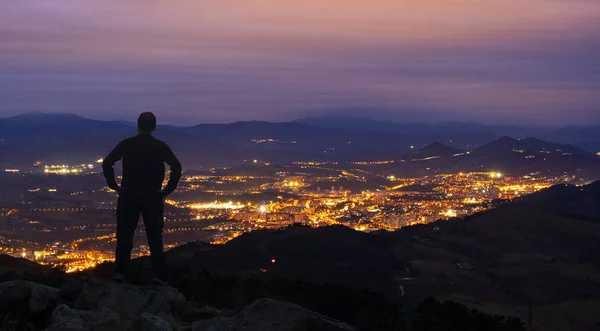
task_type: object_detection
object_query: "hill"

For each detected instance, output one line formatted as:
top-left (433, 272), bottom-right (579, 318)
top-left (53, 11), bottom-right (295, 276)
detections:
top-left (2, 113), bottom-right (599, 176)
top-left (414, 142), bottom-right (462, 158)
top-left (0, 114), bottom-right (412, 167)
top-left (295, 116), bottom-right (600, 154)
top-left (510, 181), bottom-right (600, 222)
top-left (0, 113), bottom-right (246, 168)
top-left (472, 136), bottom-right (590, 157)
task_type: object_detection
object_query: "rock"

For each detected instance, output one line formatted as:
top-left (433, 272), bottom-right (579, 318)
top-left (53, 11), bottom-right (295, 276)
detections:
top-left (59, 279), bottom-right (85, 303)
top-left (2, 279), bottom-right (356, 331)
top-left (191, 318), bottom-right (229, 331)
top-left (0, 280), bottom-right (59, 315)
top-left (192, 298), bottom-right (356, 331)
top-left (58, 280), bottom-right (190, 330)
top-left (128, 312), bottom-right (173, 331)
top-left (45, 303), bottom-right (119, 331)
top-left (74, 278), bottom-right (109, 310)
top-left (94, 283), bottom-right (188, 328)
top-left (180, 304), bottom-right (221, 323)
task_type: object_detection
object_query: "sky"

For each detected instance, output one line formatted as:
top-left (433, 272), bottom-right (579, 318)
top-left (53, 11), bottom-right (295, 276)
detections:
top-left (0, 0), bottom-right (599, 125)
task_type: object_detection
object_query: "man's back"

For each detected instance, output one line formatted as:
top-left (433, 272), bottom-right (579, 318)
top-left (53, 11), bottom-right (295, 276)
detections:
top-left (103, 112), bottom-right (180, 284)
top-left (103, 134), bottom-right (182, 194)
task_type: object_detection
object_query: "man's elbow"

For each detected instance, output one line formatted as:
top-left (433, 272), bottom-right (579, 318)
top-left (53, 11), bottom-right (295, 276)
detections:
top-left (172, 163), bottom-right (182, 177)
top-left (171, 158), bottom-right (182, 173)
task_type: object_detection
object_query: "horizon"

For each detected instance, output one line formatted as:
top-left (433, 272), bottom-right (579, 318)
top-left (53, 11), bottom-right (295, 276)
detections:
top-left (1, 1), bottom-right (600, 125)
top-left (2, 111), bottom-right (600, 129)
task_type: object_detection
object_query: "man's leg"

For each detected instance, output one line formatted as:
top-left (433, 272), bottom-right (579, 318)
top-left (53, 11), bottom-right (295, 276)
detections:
top-left (115, 193), bottom-right (140, 279)
top-left (141, 193), bottom-right (166, 281)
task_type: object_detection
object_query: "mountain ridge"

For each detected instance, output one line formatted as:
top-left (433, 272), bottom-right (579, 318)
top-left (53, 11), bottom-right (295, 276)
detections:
top-left (1, 113), bottom-right (599, 178)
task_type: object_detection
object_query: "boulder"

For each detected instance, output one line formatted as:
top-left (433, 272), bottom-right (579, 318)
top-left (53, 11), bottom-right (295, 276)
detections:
top-left (59, 279), bottom-right (85, 303)
top-left (0, 280), bottom-right (59, 315)
top-left (192, 298), bottom-right (356, 331)
top-left (0, 279), bottom-right (356, 331)
top-left (128, 312), bottom-right (173, 331)
top-left (46, 304), bottom-right (119, 331)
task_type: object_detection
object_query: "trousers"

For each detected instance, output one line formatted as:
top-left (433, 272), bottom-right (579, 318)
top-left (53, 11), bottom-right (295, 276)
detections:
top-left (115, 191), bottom-right (166, 280)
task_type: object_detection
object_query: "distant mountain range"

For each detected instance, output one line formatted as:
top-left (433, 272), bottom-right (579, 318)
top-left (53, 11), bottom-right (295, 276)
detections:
top-left (296, 116), bottom-right (600, 151)
top-left (379, 137), bottom-right (599, 179)
top-left (0, 113), bottom-right (599, 176)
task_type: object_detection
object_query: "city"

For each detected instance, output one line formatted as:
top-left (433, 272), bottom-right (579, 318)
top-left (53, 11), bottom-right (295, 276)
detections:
top-left (0, 157), bottom-right (581, 273)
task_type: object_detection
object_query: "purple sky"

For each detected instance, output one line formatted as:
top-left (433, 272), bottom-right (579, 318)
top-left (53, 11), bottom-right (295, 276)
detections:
top-left (1, 0), bottom-right (599, 125)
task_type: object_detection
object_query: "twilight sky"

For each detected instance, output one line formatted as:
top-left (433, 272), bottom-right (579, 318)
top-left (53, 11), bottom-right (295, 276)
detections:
top-left (1, 1), bottom-right (599, 125)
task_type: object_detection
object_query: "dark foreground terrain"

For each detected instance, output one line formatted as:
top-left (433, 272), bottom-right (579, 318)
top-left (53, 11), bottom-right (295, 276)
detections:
top-left (3, 181), bottom-right (600, 330)
top-left (0, 258), bottom-right (524, 331)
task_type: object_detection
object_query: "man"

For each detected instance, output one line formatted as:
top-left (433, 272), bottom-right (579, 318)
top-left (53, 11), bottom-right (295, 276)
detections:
top-left (103, 112), bottom-right (182, 284)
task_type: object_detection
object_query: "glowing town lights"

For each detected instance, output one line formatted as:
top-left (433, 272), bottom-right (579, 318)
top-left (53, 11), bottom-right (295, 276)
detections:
top-left (96, 158), bottom-right (103, 163)
top-left (253, 159), bottom-right (258, 163)
top-left (21, 252), bottom-right (27, 258)
top-left (4, 169), bottom-right (19, 173)
top-left (444, 209), bottom-right (457, 217)
top-left (463, 198), bottom-right (480, 204)
top-left (271, 258), bottom-right (276, 264)
top-left (9, 170), bottom-right (560, 270)
top-left (189, 202), bottom-right (243, 210)
top-left (597, 152), bottom-right (600, 156)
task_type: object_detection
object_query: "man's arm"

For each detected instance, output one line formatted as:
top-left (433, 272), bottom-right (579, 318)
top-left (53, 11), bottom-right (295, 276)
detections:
top-left (102, 141), bottom-right (125, 191)
top-left (162, 144), bottom-right (182, 196)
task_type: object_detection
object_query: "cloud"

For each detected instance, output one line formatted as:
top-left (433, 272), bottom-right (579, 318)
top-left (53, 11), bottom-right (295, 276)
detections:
top-left (0, 0), bottom-right (599, 124)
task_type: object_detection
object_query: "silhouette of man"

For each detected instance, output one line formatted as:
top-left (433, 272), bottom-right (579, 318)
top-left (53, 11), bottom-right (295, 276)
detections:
top-left (103, 112), bottom-right (182, 284)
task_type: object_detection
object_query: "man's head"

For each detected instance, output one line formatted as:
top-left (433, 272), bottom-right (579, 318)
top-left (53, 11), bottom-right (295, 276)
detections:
top-left (137, 112), bottom-right (157, 134)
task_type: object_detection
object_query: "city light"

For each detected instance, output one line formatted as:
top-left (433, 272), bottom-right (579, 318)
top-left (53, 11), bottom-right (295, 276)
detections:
top-left (2, 166), bottom-right (566, 272)
top-left (444, 209), bottom-right (458, 218)
top-left (189, 202), bottom-right (244, 210)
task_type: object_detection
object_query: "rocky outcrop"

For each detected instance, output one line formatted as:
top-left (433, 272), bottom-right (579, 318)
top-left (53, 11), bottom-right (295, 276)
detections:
top-left (192, 298), bottom-right (356, 331)
top-left (0, 279), bottom-right (356, 331)
top-left (0, 280), bottom-right (59, 330)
